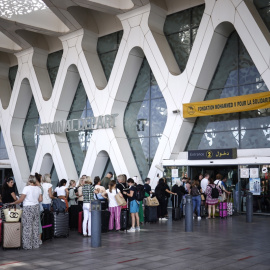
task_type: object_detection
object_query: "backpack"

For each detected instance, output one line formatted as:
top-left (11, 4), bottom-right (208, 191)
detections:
top-left (191, 186), bottom-right (200, 196)
top-left (136, 185), bottom-right (145, 201)
top-left (67, 188), bottom-right (71, 202)
top-left (155, 186), bottom-right (163, 200)
top-left (52, 198), bottom-right (66, 213)
top-left (210, 185), bottom-right (219, 199)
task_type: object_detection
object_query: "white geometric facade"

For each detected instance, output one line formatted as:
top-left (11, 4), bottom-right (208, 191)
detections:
top-left (0, 0), bottom-right (270, 192)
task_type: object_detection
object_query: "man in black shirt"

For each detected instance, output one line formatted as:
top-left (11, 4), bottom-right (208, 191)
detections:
top-left (144, 178), bottom-right (152, 196)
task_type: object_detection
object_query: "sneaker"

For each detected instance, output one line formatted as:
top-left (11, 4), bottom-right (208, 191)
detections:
top-left (127, 227), bottom-right (136, 233)
top-left (135, 227), bottom-right (140, 231)
top-left (197, 216), bottom-right (201, 220)
top-left (161, 218), bottom-right (168, 220)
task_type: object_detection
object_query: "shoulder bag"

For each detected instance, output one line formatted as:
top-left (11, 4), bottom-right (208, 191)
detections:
top-left (145, 196), bottom-right (159, 206)
top-left (115, 188), bottom-right (126, 206)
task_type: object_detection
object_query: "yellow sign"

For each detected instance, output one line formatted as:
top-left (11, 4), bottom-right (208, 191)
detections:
top-left (183, 91), bottom-right (270, 118)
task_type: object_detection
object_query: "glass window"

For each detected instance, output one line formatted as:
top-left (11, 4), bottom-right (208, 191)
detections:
top-left (66, 80), bottom-right (94, 176)
top-left (47, 50), bottom-right (63, 88)
top-left (9, 65), bottom-right (18, 90)
top-left (50, 164), bottom-right (59, 189)
top-left (164, 5), bottom-right (205, 71)
top-left (97, 31), bottom-right (123, 81)
top-left (0, 129), bottom-right (8, 160)
top-left (22, 97), bottom-right (40, 170)
top-left (124, 58), bottom-right (167, 180)
top-left (186, 31), bottom-right (269, 151)
top-left (254, 0), bottom-right (270, 32)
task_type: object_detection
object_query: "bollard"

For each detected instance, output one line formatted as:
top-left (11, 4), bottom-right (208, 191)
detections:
top-left (246, 192), bottom-right (253, 223)
top-left (185, 195), bottom-right (193, 232)
top-left (91, 200), bottom-right (102, 248)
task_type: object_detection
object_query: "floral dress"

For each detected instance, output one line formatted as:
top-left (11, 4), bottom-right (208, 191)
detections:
top-left (205, 184), bottom-right (222, 205)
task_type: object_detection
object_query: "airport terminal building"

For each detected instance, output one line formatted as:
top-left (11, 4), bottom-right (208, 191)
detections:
top-left (0, 0), bottom-right (270, 214)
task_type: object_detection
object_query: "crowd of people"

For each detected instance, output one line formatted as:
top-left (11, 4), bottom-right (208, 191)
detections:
top-left (0, 171), bottom-right (231, 250)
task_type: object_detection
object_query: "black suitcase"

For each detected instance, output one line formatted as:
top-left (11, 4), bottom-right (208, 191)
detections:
top-left (120, 209), bottom-right (129, 231)
top-left (100, 199), bottom-right (108, 211)
top-left (101, 210), bottom-right (110, 233)
top-left (69, 205), bottom-right (82, 230)
top-left (41, 209), bottom-right (54, 241)
top-left (53, 212), bottom-right (69, 237)
top-left (172, 195), bottom-right (181, 221)
top-left (145, 206), bottom-right (158, 223)
top-left (200, 205), bottom-right (206, 217)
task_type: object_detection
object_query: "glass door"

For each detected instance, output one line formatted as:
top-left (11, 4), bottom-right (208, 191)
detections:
top-left (240, 164), bottom-right (270, 214)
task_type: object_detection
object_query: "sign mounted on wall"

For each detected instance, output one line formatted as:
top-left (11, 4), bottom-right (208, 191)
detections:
top-left (35, 114), bottom-right (118, 136)
top-left (188, 148), bottom-right (237, 160)
top-left (183, 91), bottom-right (270, 118)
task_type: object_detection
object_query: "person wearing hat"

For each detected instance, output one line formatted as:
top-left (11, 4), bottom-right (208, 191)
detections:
top-left (101, 172), bottom-right (113, 190)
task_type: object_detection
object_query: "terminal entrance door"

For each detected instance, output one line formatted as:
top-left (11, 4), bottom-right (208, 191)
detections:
top-left (190, 165), bottom-right (238, 187)
top-left (190, 165), bottom-right (239, 212)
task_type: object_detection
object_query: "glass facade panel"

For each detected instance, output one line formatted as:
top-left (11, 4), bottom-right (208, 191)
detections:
top-left (254, 0), bottom-right (270, 31)
top-left (66, 80), bottom-right (94, 176)
top-left (47, 50), bottom-right (63, 88)
top-left (22, 97), bottom-right (40, 170)
top-left (97, 31), bottom-right (123, 81)
top-left (164, 5), bottom-right (205, 71)
top-left (0, 129), bottom-right (8, 160)
top-left (124, 58), bottom-right (167, 180)
top-left (9, 65), bottom-right (18, 90)
top-left (186, 31), bottom-right (269, 150)
top-left (50, 164), bottom-right (59, 189)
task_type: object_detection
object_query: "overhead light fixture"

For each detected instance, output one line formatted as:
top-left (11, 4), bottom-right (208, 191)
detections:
top-left (155, 164), bottom-right (165, 172)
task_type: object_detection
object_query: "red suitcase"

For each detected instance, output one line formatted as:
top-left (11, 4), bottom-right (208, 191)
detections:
top-left (78, 211), bottom-right (83, 234)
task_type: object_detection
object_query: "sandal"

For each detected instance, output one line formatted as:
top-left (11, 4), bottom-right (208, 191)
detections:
top-left (206, 216), bottom-right (211, 219)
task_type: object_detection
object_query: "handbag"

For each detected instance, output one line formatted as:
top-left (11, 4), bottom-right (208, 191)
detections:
top-left (115, 188), bottom-right (126, 206)
top-left (201, 194), bottom-right (205, 201)
top-left (3, 205), bottom-right (22, 222)
top-left (145, 196), bottom-right (159, 206)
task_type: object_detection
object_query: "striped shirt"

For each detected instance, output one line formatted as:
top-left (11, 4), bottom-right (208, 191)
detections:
top-left (82, 184), bottom-right (95, 203)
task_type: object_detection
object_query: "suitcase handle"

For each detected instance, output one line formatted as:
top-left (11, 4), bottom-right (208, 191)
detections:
top-left (174, 194), bottom-right (178, 208)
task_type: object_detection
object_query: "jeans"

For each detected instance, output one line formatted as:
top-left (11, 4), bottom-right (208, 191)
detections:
top-left (83, 203), bottom-right (91, 236)
top-left (42, 204), bottom-right (50, 210)
top-left (192, 195), bottom-right (201, 216)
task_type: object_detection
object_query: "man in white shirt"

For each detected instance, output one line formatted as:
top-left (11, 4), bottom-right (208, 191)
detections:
top-left (201, 173), bottom-right (210, 194)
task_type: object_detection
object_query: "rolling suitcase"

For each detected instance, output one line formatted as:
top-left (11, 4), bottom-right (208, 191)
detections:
top-left (41, 209), bottom-right (54, 241)
top-left (200, 205), bottom-right (206, 217)
top-left (53, 212), bottom-right (69, 237)
top-left (78, 211), bottom-right (83, 234)
top-left (3, 222), bottom-right (21, 250)
top-left (172, 195), bottom-right (181, 221)
top-left (145, 206), bottom-right (158, 223)
top-left (69, 205), bottom-right (82, 230)
top-left (219, 202), bottom-right (227, 218)
top-left (101, 210), bottom-right (110, 233)
top-left (120, 208), bottom-right (129, 231)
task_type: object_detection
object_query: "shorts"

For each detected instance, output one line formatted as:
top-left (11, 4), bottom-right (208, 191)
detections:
top-left (129, 200), bottom-right (139, 213)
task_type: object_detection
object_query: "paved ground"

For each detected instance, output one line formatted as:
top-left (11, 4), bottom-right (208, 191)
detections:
top-left (1, 214), bottom-right (270, 270)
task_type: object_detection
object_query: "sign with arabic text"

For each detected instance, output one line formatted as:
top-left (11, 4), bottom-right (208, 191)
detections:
top-left (188, 148), bottom-right (237, 160)
top-left (183, 91), bottom-right (270, 118)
